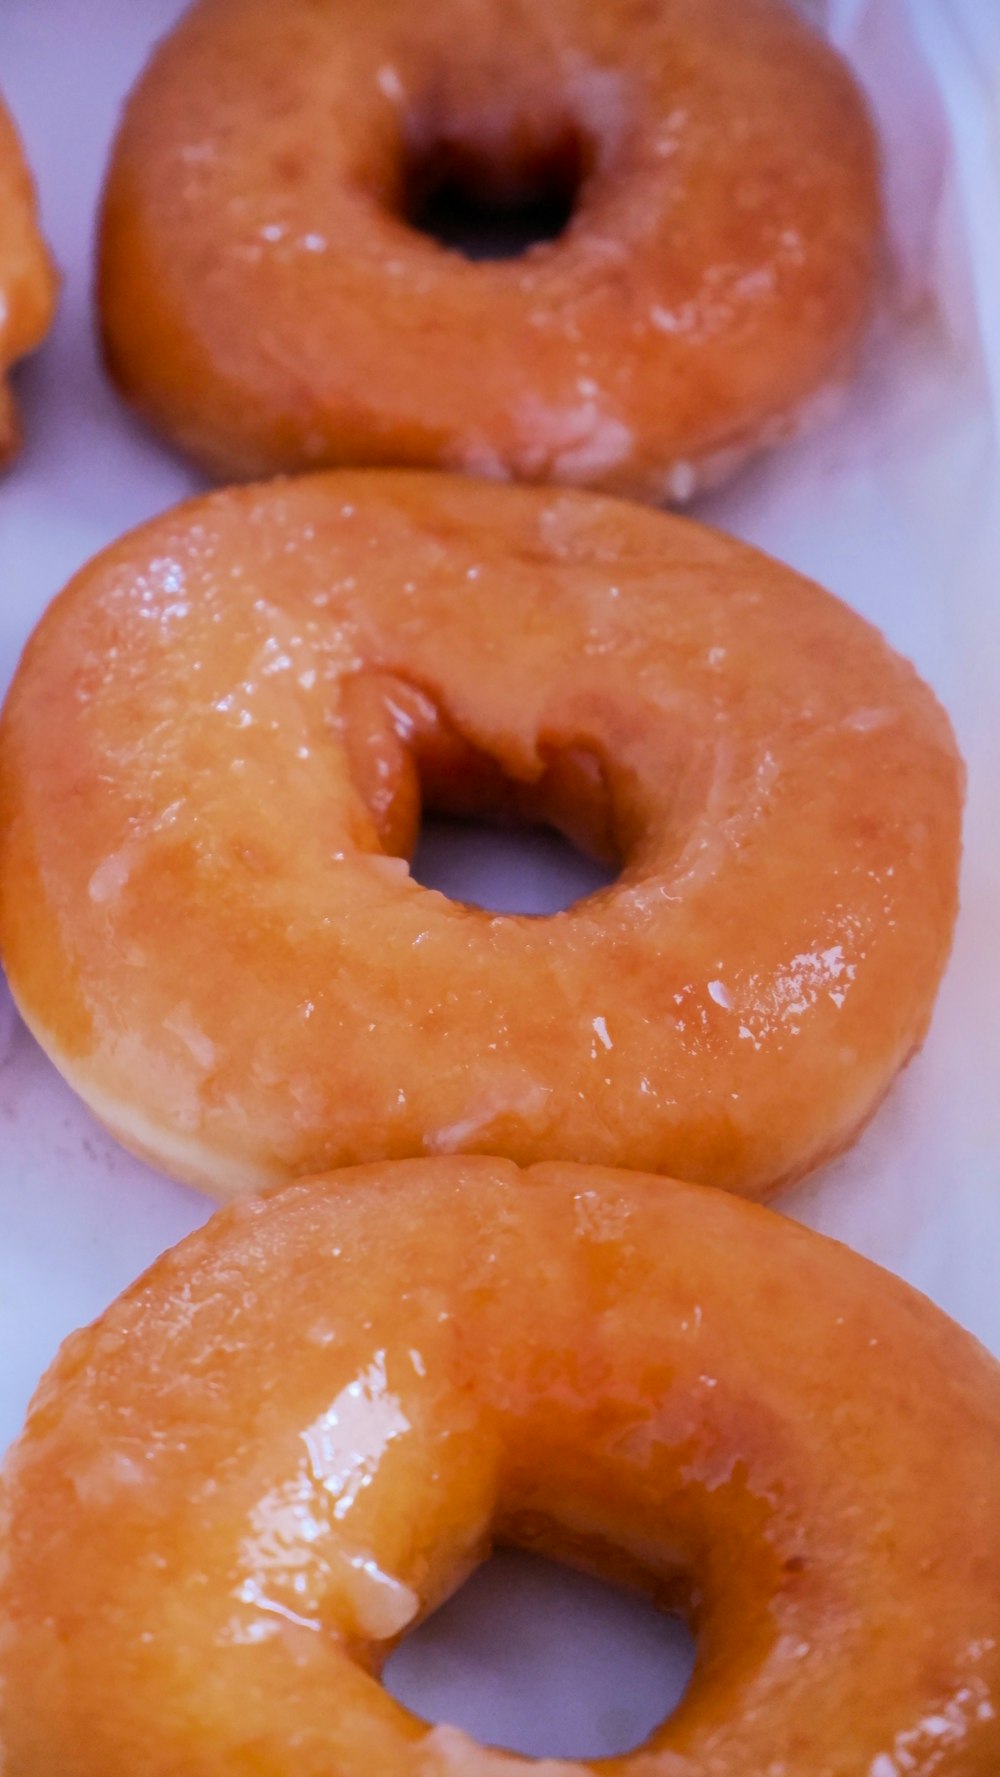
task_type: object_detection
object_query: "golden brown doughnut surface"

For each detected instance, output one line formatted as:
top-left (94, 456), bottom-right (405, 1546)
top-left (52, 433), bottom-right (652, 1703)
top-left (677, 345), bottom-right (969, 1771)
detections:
top-left (0, 97), bottom-right (56, 465)
top-left (99, 0), bottom-right (879, 497)
top-left (0, 473), bottom-right (961, 1198)
top-left (1, 1159), bottom-right (998, 1775)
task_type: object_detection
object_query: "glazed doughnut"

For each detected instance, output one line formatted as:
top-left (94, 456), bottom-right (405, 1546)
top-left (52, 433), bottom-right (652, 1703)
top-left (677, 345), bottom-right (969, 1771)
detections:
top-left (0, 97), bottom-right (56, 466)
top-left (1, 1159), bottom-right (998, 1775)
top-left (98, 0), bottom-right (879, 498)
top-left (0, 473), bottom-right (961, 1198)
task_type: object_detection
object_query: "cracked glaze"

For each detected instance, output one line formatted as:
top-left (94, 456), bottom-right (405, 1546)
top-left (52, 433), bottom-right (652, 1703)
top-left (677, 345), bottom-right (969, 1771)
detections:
top-left (0, 1160), bottom-right (998, 1774)
top-left (0, 472), bottom-right (962, 1197)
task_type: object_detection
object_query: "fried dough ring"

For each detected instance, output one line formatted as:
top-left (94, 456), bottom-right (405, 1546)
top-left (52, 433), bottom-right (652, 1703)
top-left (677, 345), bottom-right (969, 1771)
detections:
top-left (0, 473), bottom-right (961, 1197)
top-left (1, 1160), bottom-right (997, 1775)
top-left (0, 97), bottom-right (56, 466)
top-left (98, 0), bottom-right (879, 498)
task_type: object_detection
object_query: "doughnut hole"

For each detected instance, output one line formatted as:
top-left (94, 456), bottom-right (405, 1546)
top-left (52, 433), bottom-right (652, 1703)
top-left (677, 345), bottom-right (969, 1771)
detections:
top-left (337, 671), bottom-right (645, 913)
top-left (410, 820), bottom-right (615, 916)
top-left (399, 112), bottom-right (592, 259)
top-left (383, 1548), bottom-right (696, 1757)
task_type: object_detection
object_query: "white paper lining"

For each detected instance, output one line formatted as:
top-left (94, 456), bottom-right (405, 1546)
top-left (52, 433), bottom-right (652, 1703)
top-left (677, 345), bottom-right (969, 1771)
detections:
top-left (0, 1), bottom-right (998, 1753)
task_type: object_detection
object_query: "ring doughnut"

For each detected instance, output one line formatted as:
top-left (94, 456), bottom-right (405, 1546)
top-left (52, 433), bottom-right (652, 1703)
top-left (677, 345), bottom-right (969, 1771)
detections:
top-left (0, 96), bottom-right (56, 466)
top-left (0, 473), bottom-right (961, 1199)
top-left (98, 0), bottom-right (880, 498)
top-left (1, 1159), bottom-right (997, 1775)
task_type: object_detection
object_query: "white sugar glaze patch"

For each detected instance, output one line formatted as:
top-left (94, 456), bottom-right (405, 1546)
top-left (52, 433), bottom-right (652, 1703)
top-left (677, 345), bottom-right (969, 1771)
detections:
top-left (512, 396), bottom-right (635, 482)
top-left (1, 0), bottom-right (1000, 1762)
top-left (424, 1075), bottom-right (552, 1155)
top-left (865, 1638), bottom-right (998, 1775)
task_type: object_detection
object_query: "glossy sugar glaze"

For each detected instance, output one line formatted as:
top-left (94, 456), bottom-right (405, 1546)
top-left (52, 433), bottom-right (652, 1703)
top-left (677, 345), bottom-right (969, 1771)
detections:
top-left (98, 0), bottom-right (880, 497)
top-left (1, 1160), bottom-right (998, 1774)
top-left (0, 472), bottom-right (962, 1197)
top-left (0, 95), bottom-right (57, 465)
